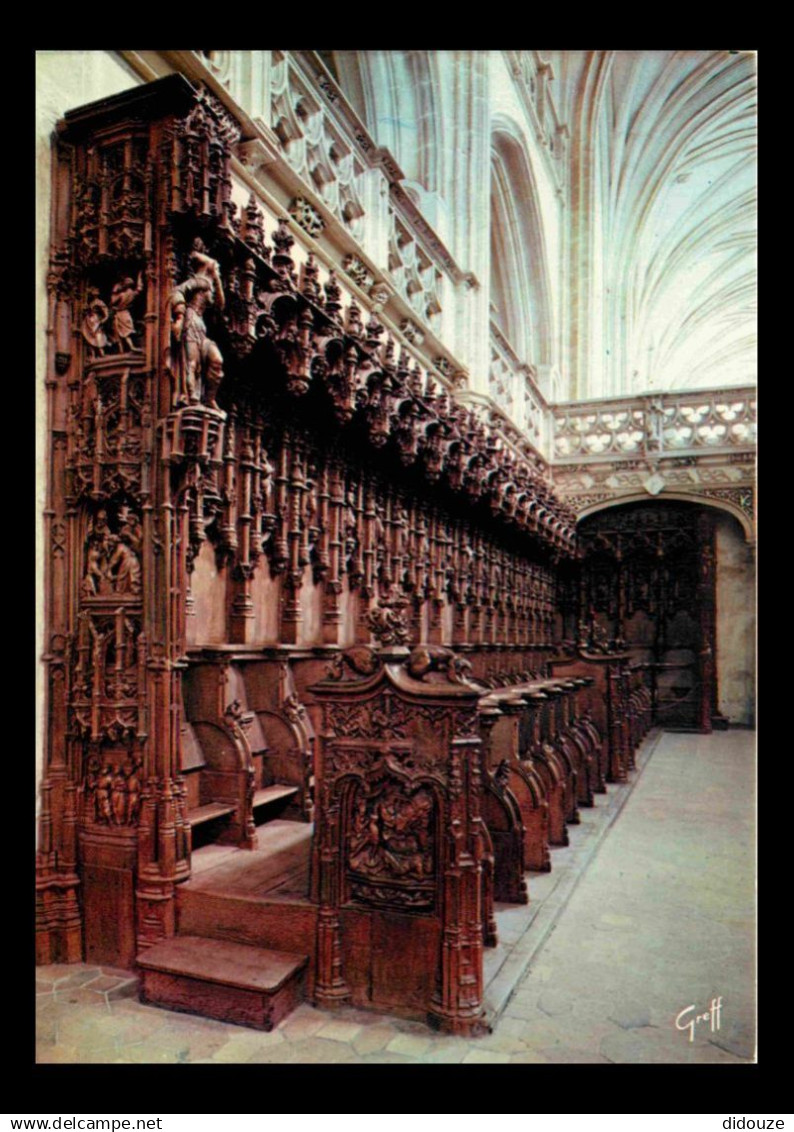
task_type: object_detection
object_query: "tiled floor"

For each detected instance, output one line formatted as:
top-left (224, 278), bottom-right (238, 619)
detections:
top-left (36, 729), bottom-right (756, 1064)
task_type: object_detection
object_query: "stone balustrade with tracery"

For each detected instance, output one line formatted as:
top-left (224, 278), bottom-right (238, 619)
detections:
top-left (552, 388), bottom-right (757, 462)
top-left (179, 49), bottom-right (471, 383)
top-left (489, 320), bottom-right (549, 455)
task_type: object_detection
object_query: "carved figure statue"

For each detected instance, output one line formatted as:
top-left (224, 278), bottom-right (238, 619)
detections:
top-left (110, 273), bottom-right (143, 351)
top-left (82, 539), bottom-right (107, 596)
top-left (84, 756), bottom-right (100, 818)
top-left (95, 764), bottom-right (113, 823)
top-left (344, 491), bottom-right (358, 548)
top-left (92, 509), bottom-right (111, 540)
top-left (168, 238), bottom-right (226, 409)
top-left (117, 506), bottom-right (142, 555)
top-left (106, 534), bottom-right (142, 595)
top-left (111, 766), bottom-right (127, 825)
top-left (81, 289), bottom-right (110, 356)
top-left (123, 756), bottom-right (141, 824)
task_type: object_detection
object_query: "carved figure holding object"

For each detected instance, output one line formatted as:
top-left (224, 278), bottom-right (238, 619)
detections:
top-left (168, 239), bottom-right (225, 408)
top-left (110, 272), bottom-right (143, 351)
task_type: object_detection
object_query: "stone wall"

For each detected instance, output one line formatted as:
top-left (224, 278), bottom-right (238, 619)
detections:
top-left (715, 514), bottom-right (756, 726)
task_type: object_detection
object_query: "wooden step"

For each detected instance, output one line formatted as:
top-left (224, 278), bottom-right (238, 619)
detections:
top-left (187, 802), bottom-right (236, 827)
top-left (137, 935), bottom-right (308, 1030)
top-left (253, 784), bottom-right (299, 808)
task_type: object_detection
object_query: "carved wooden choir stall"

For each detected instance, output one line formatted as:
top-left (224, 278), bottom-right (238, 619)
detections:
top-left (39, 75), bottom-right (689, 1035)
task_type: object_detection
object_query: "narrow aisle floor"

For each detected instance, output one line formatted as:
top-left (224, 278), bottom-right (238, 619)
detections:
top-left (36, 729), bottom-right (756, 1064)
top-left (497, 728), bottom-right (756, 1063)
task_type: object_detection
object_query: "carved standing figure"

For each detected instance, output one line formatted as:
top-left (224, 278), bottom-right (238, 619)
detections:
top-left (123, 756), bottom-right (141, 824)
top-left (82, 538), bottom-right (107, 596)
top-left (107, 533), bottom-right (142, 595)
top-left (84, 756), bottom-right (100, 820)
top-left (110, 273), bottom-right (143, 351)
top-left (95, 764), bottom-right (113, 823)
top-left (81, 288), bottom-right (110, 356)
top-left (111, 766), bottom-right (127, 825)
top-left (168, 238), bottom-right (225, 409)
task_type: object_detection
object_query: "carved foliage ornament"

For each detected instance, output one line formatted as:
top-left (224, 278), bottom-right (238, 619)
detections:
top-left (289, 197), bottom-right (325, 237)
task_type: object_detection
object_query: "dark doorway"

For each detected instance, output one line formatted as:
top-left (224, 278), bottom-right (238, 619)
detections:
top-left (577, 501), bottom-right (717, 731)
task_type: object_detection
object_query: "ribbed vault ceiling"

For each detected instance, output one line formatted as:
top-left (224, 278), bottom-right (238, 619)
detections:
top-left (327, 50), bottom-right (756, 397)
top-left (545, 49), bottom-right (757, 393)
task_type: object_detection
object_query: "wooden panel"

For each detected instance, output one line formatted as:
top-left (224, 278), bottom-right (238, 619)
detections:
top-left (82, 865), bottom-right (136, 967)
top-left (371, 912), bottom-right (441, 1013)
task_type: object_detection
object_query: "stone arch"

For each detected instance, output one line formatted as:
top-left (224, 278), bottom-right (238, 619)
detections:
top-left (490, 118), bottom-right (554, 366)
top-left (329, 50), bottom-right (444, 197)
top-left (576, 491), bottom-right (754, 544)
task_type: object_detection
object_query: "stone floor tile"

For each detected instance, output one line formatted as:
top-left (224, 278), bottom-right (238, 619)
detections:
top-left (599, 1024), bottom-right (707, 1064)
top-left (608, 1004), bottom-right (652, 1029)
top-left (351, 1025), bottom-right (399, 1055)
top-left (503, 995), bottom-right (543, 1022)
top-left (271, 1037), bottom-right (361, 1063)
top-left (209, 1029), bottom-right (285, 1062)
top-left (391, 1017), bottom-right (436, 1036)
top-left (473, 1031), bottom-right (529, 1055)
top-left (494, 1014), bottom-right (532, 1038)
top-left (35, 964), bottom-right (73, 982)
top-left (708, 1021), bottom-right (756, 1060)
top-left (114, 1041), bottom-right (187, 1064)
top-left (165, 1028), bottom-right (230, 1061)
top-left (313, 1018), bottom-right (363, 1043)
top-left (37, 1043), bottom-right (84, 1064)
top-left (539, 1048), bottom-right (613, 1063)
top-left (36, 1004), bottom-right (60, 1045)
top-left (54, 1010), bottom-right (117, 1048)
top-left (385, 1033), bottom-right (433, 1058)
top-left (333, 1007), bottom-right (393, 1026)
top-left (537, 989), bottom-right (575, 1016)
top-left (99, 964), bottom-right (140, 979)
top-left (525, 963), bottom-right (555, 984)
top-left (278, 1011), bottom-right (328, 1043)
top-left (78, 973), bottom-right (124, 992)
top-left (53, 986), bottom-right (112, 1010)
top-left (51, 967), bottom-right (104, 989)
top-left (359, 1050), bottom-right (420, 1064)
top-left (422, 1044), bottom-right (469, 1063)
top-left (105, 978), bottom-right (139, 1000)
top-left (109, 996), bottom-right (174, 1018)
top-left (245, 1045), bottom-right (308, 1063)
top-left (91, 1012), bottom-right (166, 1045)
top-left (461, 1048), bottom-right (510, 1063)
